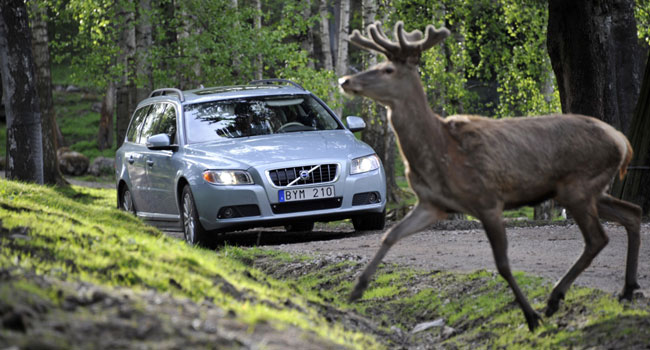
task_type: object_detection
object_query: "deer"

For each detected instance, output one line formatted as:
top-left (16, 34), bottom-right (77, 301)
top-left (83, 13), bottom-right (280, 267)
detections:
top-left (338, 21), bottom-right (642, 331)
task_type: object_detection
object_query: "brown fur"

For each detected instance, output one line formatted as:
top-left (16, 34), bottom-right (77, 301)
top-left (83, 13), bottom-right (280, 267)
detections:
top-left (621, 138), bottom-right (634, 180)
top-left (341, 20), bottom-right (642, 332)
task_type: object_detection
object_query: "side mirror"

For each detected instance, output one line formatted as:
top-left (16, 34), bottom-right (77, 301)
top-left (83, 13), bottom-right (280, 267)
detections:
top-left (146, 133), bottom-right (178, 151)
top-left (346, 116), bottom-right (366, 132)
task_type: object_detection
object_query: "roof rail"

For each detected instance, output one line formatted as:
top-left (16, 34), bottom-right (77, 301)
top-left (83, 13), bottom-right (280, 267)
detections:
top-left (149, 88), bottom-right (185, 102)
top-left (248, 79), bottom-right (305, 91)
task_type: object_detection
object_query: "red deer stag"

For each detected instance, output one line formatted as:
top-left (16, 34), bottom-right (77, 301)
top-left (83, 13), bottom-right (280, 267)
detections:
top-left (339, 21), bottom-right (642, 331)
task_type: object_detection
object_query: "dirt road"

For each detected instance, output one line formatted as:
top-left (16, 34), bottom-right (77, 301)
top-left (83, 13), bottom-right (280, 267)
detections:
top-left (258, 221), bottom-right (650, 296)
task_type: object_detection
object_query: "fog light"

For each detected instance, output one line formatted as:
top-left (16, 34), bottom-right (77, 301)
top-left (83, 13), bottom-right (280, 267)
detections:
top-left (368, 192), bottom-right (379, 203)
top-left (218, 207), bottom-right (236, 219)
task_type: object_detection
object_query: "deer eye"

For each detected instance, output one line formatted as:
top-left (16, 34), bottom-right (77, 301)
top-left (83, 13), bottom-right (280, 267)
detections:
top-left (384, 67), bottom-right (395, 74)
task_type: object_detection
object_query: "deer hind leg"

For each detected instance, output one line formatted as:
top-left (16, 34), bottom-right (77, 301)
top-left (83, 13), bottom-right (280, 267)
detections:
top-left (349, 203), bottom-right (444, 301)
top-left (596, 193), bottom-right (642, 300)
top-left (546, 198), bottom-right (609, 317)
top-left (479, 210), bottom-right (541, 331)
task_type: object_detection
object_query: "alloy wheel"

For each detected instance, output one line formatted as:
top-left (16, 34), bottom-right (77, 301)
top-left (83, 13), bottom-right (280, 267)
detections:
top-left (183, 193), bottom-right (196, 244)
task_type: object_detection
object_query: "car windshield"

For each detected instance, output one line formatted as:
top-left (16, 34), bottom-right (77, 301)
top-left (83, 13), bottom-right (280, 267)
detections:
top-left (183, 95), bottom-right (342, 143)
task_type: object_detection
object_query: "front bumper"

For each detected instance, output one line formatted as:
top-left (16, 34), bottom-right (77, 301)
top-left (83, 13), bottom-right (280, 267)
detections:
top-left (190, 166), bottom-right (386, 232)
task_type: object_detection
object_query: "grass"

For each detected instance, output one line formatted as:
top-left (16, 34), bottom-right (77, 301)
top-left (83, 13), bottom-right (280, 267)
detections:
top-left (0, 178), bottom-right (381, 349)
top-left (2, 177), bottom-right (649, 348)
top-left (235, 248), bottom-right (650, 349)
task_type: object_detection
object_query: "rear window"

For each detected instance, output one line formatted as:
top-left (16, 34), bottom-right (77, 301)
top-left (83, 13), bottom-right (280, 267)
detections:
top-left (183, 95), bottom-right (341, 144)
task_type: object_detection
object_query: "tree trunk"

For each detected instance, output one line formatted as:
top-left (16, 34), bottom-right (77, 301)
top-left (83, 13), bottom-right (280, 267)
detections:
top-left (547, 0), bottom-right (642, 135)
top-left (357, 0), bottom-right (399, 203)
top-left (136, 0), bottom-right (153, 102)
top-left (115, 1), bottom-right (137, 149)
top-left (301, 0), bottom-right (315, 70)
top-left (29, 1), bottom-right (66, 186)
top-left (335, 0), bottom-right (350, 77)
top-left (319, 0), bottom-right (333, 71)
top-left (0, 0), bottom-right (43, 184)
top-left (612, 53), bottom-right (650, 216)
top-left (254, 0), bottom-right (263, 80)
top-left (98, 82), bottom-right (115, 151)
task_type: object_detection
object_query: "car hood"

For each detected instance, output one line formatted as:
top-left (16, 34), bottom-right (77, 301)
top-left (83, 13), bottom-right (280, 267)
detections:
top-left (184, 130), bottom-right (373, 168)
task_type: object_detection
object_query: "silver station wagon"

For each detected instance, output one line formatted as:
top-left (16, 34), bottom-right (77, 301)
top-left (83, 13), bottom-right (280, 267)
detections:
top-left (116, 79), bottom-right (387, 246)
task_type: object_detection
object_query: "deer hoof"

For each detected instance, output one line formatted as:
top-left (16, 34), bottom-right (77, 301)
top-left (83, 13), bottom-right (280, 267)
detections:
top-left (525, 311), bottom-right (542, 332)
top-left (349, 280), bottom-right (368, 302)
top-left (619, 283), bottom-right (641, 301)
top-left (545, 291), bottom-right (565, 317)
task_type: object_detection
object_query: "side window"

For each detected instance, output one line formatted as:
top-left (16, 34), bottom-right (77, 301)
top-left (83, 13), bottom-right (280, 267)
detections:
top-left (126, 105), bottom-right (151, 143)
top-left (138, 103), bottom-right (167, 144)
top-left (151, 105), bottom-right (177, 144)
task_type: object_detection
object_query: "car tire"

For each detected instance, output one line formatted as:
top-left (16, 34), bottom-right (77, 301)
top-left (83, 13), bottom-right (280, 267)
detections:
top-left (284, 221), bottom-right (315, 233)
top-left (181, 185), bottom-right (213, 247)
top-left (352, 210), bottom-right (386, 231)
top-left (120, 186), bottom-right (136, 214)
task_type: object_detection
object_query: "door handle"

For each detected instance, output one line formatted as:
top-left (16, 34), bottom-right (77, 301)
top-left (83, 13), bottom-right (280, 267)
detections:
top-left (128, 155), bottom-right (135, 164)
top-left (146, 159), bottom-right (154, 166)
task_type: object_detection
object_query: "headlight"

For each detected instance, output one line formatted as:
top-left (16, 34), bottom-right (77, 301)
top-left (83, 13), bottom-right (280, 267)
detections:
top-left (351, 154), bottom-right (381, 174)
top-left (203, 170), bottom-right (253, 185)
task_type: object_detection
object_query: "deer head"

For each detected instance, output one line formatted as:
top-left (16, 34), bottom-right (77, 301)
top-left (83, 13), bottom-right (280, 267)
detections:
top-left (339, 21), bottom-right (449, 107)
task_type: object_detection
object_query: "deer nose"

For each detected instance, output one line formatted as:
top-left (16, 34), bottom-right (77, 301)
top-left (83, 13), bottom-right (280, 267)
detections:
top-left (338, 77), bottom-right (350, 87)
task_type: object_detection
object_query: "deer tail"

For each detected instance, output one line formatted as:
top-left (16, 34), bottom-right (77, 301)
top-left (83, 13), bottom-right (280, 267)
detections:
top-left (620, 137), bottom-right (633, 180)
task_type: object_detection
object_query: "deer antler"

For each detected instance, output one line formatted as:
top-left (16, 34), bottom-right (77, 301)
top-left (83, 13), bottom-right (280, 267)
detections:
top-left (349, 21), bottom-right (450, 63)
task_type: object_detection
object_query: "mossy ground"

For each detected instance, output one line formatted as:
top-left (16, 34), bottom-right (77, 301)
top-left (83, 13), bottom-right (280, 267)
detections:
top-left (2, 178), bottom-right (649, 349)
top-left (0, 179), bottom-right (380, 349)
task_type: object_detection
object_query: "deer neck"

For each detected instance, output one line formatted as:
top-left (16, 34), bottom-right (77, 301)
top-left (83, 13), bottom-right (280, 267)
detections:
top-left (385, 78), bottom-right (449, 183)
top-left (386, 79), bottom-right (446, 149)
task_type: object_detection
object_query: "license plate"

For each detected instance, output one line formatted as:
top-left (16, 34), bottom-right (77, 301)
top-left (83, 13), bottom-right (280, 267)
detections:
top-left (279, 186), bottom-right (335, 202)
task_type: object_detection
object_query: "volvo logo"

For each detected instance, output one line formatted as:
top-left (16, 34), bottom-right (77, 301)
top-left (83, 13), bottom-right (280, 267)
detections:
top-left (299, 170), bottom-right (310, 180)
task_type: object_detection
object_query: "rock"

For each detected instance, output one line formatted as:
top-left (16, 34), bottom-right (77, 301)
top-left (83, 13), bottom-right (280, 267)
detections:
top-left (91, 102), bottom-right (102, 113)
top-left (58, 148), bottom-right (89, 176)
top-left (65, 85), bottom-right (81, 93)
top-left (411, 318), bottom-right (445, 333)
top-left (88, 157), bottom-right (114, 176)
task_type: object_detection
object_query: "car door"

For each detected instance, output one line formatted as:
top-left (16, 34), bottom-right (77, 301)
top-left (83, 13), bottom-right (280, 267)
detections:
top-left (144, 103), bottom-right (180, 216)
top-left (134, 102), bottom-right (167, 214)
top-left (123, 105), bottom-right (151, 211)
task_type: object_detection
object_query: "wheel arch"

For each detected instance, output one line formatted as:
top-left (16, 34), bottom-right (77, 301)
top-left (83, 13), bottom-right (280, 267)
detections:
top-left (117, 180), bottom-right (128, 209)
top-left (176, 177), bottom-right (190, 212)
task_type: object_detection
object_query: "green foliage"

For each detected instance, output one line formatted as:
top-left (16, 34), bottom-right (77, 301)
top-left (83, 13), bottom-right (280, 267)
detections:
top-left (47, 0), bottom-right (336, 96)
top-left (391, 0), bottom-right (561, 118)
top-left (636, 0), bottom-right (650, 45)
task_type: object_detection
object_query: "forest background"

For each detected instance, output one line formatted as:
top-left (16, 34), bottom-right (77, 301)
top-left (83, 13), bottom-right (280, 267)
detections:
top-left (2, 0), bottom-right (650, 215)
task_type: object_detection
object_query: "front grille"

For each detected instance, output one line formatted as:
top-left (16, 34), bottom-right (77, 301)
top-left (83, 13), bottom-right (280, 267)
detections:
top-left (271, 197), bottom-right (343, 214)
top-left (268, 164), bottom-right (338, 187)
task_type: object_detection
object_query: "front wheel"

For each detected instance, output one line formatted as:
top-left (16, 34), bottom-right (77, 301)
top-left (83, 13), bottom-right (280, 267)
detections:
top-left (120, 186), bottom-right (136, 214)
top-left (352, 210), bottom-right (386, 231)
top-left (181, 185), bottom-right (212, 247)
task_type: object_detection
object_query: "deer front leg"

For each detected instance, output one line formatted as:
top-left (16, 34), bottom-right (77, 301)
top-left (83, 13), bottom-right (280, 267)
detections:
top-left (479, 210), bottom-right (542, 331)
top-left (596, 194), bottom-right (642, 300)
top-left (546, 199), bottom-right (609, 317)
top-left (349, 203), bottom-right (444, 301)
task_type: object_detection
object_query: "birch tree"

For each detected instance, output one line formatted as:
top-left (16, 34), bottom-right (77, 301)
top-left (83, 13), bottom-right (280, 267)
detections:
top-left (0, 0), bottom-right (43, 184)
top-left (319, 0), bottom-right (333, 71)
top-left (29, 1), bottom-right (66, 185)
